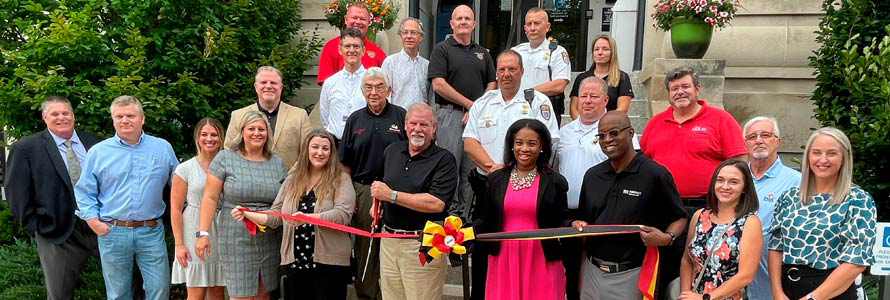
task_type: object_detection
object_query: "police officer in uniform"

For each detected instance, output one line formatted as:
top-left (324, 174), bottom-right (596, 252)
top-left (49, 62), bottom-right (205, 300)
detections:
top-left (512, 7), bottom-right (571, 125)
top-left (462, 49), bottom-right (560, 299)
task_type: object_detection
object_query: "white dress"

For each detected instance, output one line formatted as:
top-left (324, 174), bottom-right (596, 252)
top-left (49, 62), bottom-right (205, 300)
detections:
top-left (171, 158), bottom-right (225, 287)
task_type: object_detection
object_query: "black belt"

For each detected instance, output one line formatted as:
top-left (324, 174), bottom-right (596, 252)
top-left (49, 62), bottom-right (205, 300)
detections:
top-left (782, 264), bottom-right (832, 282)
top-left (437, 104), bottom-right (466, 112)
top-left (383, 225), bottom-right (421, 235)
top-left (589, 257), bottom-right (641, 273)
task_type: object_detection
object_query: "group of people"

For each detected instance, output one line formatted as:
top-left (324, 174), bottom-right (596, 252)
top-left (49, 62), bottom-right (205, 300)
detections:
top-left (2, 3), bottom-right (877, 300)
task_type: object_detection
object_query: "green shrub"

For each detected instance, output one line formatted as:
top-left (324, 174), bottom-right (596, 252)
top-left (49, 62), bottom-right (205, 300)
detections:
top-left (811, 0), bottom-right (890, 219)
top-left (0, 0), bottom-right (323, 156)
top-left (0, 239), bottom-right (105, 299)
top-left (0, 202), bottom-right (26, 245)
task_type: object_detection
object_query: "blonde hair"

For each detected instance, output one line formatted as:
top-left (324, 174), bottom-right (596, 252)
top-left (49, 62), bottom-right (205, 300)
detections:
top-left (284, 129), bottom-right (344, 206)
top-left (233, 110), bottom-right (273, 158)
top-left (193, 117), bottom-right (225, 157)
top-left (799, 127), bottom-right (854, 205)
top-left (592, 35), bottom-right (620, 87)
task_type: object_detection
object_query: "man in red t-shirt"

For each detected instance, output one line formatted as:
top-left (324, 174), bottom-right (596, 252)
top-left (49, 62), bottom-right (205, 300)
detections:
top-left (640, 67), bottom-right (747, 204)
top-left (317, 3), bottom-right (386, 85)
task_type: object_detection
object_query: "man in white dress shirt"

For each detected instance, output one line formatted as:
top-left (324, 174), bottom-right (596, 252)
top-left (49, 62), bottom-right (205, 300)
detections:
top-left (319, 27), bottom-right (368, 141)
top-left (512, 7), bottom-right (571, 125)
top-left (555, 76), bottom-right (638, 300)
top-left (382, 18), bottom-right (429, 109)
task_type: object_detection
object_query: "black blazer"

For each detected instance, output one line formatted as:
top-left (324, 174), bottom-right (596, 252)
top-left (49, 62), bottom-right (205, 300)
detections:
top-left (4, 129), bottom-right (101, 244)
top-left (472, 166), bottom-right (569, 261)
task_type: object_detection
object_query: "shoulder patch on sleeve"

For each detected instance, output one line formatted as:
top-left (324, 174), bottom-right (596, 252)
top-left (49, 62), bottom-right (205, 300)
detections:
top-left (539, 104), bottom-right (551, 120)
top-left (561, 51), bottom-right (570, 64)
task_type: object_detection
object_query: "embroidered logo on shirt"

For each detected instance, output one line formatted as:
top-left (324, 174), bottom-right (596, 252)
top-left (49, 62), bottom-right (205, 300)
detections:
top-left (388, 124), bottom-right (400, 133)
top-left (354, 128), bottom-right (367, 135)
top-left (691, 126), bottom-right (708, 133)
top-left (764, 193), bottom-right (775, 203)
top-left (475, 52), bottom-right (484, 60)
top-left (368, 51), bottom-right (376, 58)
top-left (623, 189), bottom-right (641, 197)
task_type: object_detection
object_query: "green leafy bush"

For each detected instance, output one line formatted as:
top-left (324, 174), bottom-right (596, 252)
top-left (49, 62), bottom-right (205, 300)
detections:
top-left (811, 0), bottom-right (890, 219)
top-left (0, 0), bottom-right (323, 156)
top-left (0, 202), bottom-right (25, 244)
top-left (0, 239), bottom-right (105, 299)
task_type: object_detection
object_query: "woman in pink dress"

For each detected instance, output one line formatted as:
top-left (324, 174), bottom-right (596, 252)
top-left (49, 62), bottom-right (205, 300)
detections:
top-left (473, 119), bottom-right (569, 300)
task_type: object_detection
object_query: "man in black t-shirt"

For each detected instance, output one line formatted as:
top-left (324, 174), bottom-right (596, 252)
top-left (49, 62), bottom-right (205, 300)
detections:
top-left (368, 103), bottom-right (457, 300)
top-left (568, 111), bottom-right (687, 300)
top-left (339, 67), bottom-right (406, 300)
top-left (427, 4), bottom-right (496, 219)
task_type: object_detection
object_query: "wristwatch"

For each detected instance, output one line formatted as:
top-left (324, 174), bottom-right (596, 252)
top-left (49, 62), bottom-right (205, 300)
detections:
top-left (195, 230), bottom-right (210, 238)
top-left (701, 294), bottom-right (710, 300)
top-left (805, 294), bottom-right (817, 300)
top-left (666, 231), bottom-right (677, 245)
top-left (389, 191), bottom-right (398, 204)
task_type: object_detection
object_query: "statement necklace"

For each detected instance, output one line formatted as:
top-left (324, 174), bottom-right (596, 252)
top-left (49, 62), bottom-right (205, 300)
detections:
top-left (510, 168), bottom-right (537, 191)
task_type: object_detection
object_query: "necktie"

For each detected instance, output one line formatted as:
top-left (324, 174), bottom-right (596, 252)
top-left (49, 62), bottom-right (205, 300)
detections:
top-left (64, 140), bottom-right (81, 184)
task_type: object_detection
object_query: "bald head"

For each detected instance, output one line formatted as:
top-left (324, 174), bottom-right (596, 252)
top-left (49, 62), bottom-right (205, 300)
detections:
top-left (600, 111), bottom-right (631, 129)
top-left (450, 5), bottom-right (476, 41)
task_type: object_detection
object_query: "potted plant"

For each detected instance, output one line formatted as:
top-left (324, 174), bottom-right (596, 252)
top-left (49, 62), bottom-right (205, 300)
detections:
top-left (325, 0), bottom-right (400, 43)
top-left (651, 0), bottom-right (740, 59)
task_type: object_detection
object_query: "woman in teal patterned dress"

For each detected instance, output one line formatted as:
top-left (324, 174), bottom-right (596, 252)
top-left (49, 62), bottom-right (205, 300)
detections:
top-left (768, 127), bottom-right (876, 300)
top-left (679, 160), bottom-right (763, 300)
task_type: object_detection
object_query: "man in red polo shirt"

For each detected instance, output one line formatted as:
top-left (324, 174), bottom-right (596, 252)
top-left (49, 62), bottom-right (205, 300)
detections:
top-left (640, 66), bottom-right (746, 205)
top-left (317, 3), bottom-right (386, 85)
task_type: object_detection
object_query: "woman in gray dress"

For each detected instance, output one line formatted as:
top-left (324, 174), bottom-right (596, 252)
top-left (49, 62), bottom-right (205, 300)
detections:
top-left (171, 118), bottom-right (226, 299)
top-left (195, 111), bottom-right (287, 300)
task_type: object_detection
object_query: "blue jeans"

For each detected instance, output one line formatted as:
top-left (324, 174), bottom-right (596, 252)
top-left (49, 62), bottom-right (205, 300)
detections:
top-left (98, 222), bottom-right (170, 300)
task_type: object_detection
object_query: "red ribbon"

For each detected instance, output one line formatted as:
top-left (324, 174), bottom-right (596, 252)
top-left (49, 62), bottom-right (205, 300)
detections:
top-left (241, 209), bottom-right (419, 239)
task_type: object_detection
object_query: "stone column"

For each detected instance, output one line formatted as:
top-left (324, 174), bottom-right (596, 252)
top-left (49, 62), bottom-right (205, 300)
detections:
top-left (647, 58), bottom-right (727, 115)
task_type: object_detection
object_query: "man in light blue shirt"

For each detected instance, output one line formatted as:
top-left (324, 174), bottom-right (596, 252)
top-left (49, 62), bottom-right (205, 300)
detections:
top-left (743, 116), bottom-right (801, 300)
top-left (76, 95), bottom-right (178, 300)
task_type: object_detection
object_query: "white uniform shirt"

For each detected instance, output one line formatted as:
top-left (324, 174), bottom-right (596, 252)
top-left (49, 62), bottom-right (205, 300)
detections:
top-left (318, 66), bottom-right (367, 139)
top-left (462, 89), bottom-right (560, 174)
top-left (512, 39), bottom-right (572, 92)
top-left (556, 117), bottom-right (640, 209)
top-left (382, 49), bottom-right (430, 109)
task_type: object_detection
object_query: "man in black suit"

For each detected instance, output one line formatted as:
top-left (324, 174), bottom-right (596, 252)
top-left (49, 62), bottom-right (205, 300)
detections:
top-left (4, 96), bottom-right (102, 300)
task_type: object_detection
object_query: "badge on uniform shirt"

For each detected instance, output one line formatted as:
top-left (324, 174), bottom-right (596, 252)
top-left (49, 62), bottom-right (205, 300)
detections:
top-left (592, 136), bottom-right (599, 145)
top-left (476, 52), bottom-right (484, 60)
top-left (483, 113), bottom-right (493, 127)
top-left (539, 104), bottom-right (551, 120)
top-left (543, 52), bottom-right (550, 61)
top-left (388, 124), bottom-right (400, 133)
top-left (562, 51), bottom-right (570, 63)
top-left (368, 51), bottom-right (376, 58)
top-left (520, 104), bottom-right (529, 115)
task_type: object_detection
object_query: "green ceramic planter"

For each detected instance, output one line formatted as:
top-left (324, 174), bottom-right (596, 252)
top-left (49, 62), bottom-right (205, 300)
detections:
top-left (670, 19), bottom-right (713, 59)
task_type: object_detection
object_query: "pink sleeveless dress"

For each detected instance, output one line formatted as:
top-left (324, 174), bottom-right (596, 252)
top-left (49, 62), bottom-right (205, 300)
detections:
top-left (485, 175), bottom-right (566, 300)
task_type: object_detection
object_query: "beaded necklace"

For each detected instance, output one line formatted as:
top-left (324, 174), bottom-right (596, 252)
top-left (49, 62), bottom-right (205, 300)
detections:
top-left (509, 167), bottom-right (537, 190)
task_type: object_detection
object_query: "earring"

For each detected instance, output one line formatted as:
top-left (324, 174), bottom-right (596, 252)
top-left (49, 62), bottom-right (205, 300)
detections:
top-left (540, 150), bottom-right (543, 153)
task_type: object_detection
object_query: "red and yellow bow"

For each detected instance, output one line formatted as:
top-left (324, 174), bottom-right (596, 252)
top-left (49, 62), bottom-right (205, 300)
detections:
top-left (418, 216), bottom-right (474, 266)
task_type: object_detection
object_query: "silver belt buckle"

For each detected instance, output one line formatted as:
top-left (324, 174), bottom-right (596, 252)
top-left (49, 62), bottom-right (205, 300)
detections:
top-left (787, 267), bottom-right (801, 282)
top-left (598, 264), bottom-right (611, 272)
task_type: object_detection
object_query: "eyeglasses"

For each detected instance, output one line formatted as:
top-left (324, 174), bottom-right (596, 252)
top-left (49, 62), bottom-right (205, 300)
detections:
top-left (595, 126), bottom-right (632, 140)
top-left (745, 132), bottom-right (776, 141)
top-left (341, 44), bottom-right (363, 50)
top-left (400, 30), bottom-right (422, 37)
top-left (362, 84), bottom-right (387, 93)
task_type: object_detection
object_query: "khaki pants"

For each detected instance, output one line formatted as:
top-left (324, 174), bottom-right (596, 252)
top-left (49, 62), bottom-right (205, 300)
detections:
top-left (353, 182), bottom-right (382, 300)
top-left (380, 237), bottom-right (447, 300)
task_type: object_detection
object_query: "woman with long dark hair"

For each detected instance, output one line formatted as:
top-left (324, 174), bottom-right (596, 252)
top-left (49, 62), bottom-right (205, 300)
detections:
top-left (473, 119), bottom-right (569, 300)
top-left (679, 160), bottom-right (762, 300)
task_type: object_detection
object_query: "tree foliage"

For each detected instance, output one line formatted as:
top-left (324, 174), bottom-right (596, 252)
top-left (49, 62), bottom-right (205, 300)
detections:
top-left (811, 0), bottom-right (890, 219)
top-left (0, 0), bottom-right (323, 156)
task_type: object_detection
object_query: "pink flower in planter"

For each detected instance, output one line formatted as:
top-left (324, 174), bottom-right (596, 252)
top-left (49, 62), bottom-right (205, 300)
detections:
top-left (704, 17), bottom-right (717, 26)
top-left (719, 11), bottom-right (729, 17)
top-left (374, 17), bottom-right (381, 23)
top-left (695, 6), bottom-right (704, 13)
top-left (710, 5), bottom-right (718, 13)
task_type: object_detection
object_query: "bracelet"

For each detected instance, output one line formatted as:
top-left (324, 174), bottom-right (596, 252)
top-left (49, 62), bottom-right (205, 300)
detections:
top-left (666, 231), bottom-right (676, 245)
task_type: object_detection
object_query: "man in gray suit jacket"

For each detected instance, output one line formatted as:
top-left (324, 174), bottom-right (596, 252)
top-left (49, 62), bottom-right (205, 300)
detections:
top-left (224, 66), bottom-right (312, 168)
top-left (5, 96), bottom-right (102, 300)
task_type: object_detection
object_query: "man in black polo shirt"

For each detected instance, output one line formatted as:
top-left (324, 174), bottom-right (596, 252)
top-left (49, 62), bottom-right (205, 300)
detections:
top-left (568, 111), bottom-right (687, 300)
top-left (428, 4), bottom-right (496, 218)
top-left (339, 67), bottom-right (406, 300)
top-left (368, 102), bottom-right (457, 300)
